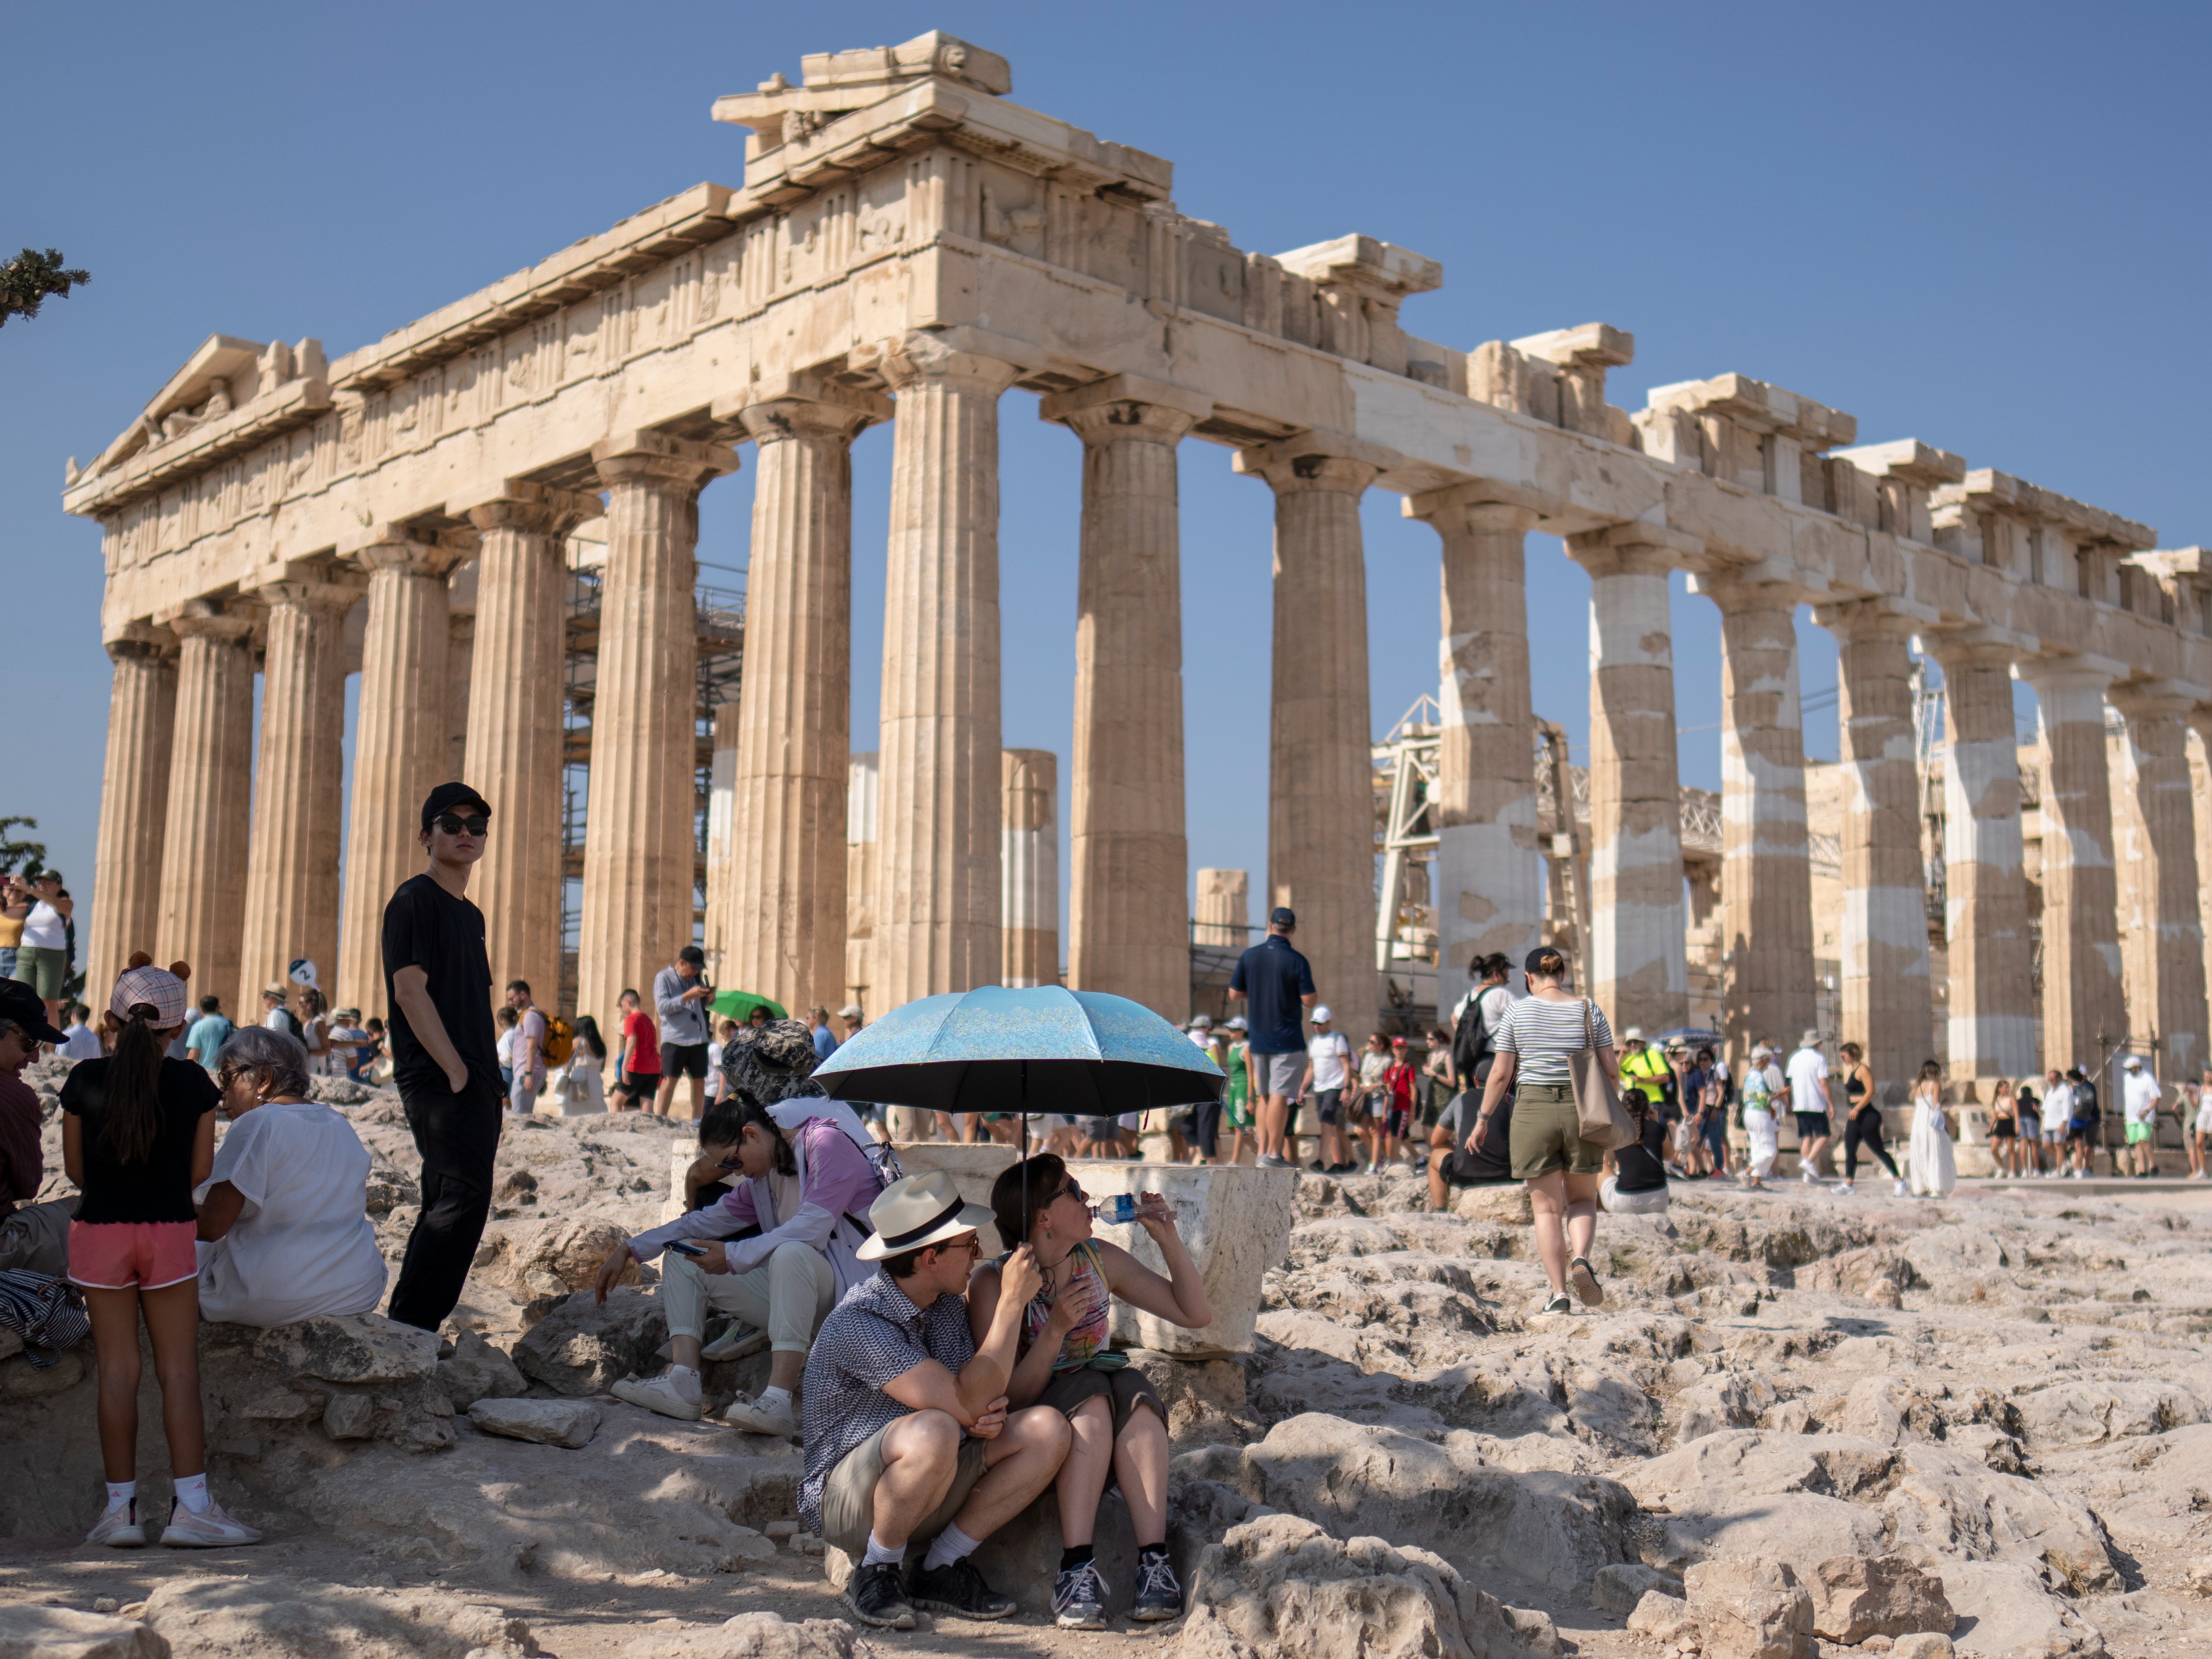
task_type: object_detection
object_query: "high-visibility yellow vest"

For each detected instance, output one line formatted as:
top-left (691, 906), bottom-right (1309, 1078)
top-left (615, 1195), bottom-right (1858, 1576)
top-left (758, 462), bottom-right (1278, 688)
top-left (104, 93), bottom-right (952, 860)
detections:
top-left (1620, 1046), bottom-right (1669, 1105)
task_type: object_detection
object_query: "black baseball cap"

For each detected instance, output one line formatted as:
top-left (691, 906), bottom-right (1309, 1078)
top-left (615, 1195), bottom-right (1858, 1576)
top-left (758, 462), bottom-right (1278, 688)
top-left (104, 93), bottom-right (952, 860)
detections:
top-left (1270, 907), bottom-right (1296, 928)
top-left (677, 946), bottom-right (706, 968)
top-left (1524, 945), bottom-right (1567, 976)
top-left (421, 783), bottom-right (492, 832)
top-left (0, 978), bottom-right (67, 1045)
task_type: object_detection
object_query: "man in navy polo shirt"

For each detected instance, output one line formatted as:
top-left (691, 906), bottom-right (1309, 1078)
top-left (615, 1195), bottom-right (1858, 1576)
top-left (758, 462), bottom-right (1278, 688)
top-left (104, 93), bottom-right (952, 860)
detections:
top-left (1228, 907), bottom-right (1317, 1169)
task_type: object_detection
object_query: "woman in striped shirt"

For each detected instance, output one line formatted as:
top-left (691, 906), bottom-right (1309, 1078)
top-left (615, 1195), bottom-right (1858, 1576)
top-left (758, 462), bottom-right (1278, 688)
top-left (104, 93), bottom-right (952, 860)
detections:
top-left (1467, 945), bottom-right (1620, 1315)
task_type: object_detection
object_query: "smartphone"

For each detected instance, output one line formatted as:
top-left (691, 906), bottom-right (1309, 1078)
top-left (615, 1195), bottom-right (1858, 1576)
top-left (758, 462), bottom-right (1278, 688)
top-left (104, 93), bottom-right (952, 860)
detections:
top-left (666, 1241), bottom-right (706, 1258)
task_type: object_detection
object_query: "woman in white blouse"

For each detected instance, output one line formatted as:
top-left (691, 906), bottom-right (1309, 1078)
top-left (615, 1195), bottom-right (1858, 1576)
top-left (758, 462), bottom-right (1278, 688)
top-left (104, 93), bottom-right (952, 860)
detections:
top-left (195, 1026), bottom-right (387, 1325)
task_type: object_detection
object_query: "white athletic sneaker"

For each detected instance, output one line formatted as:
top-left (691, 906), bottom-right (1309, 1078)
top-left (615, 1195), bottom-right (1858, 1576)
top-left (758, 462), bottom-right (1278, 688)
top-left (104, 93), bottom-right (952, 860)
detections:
top-left (85, 1501), bottom-right (144, 1548)
top-left (611, 1370), bottom-right (705, 1421)
top-left (720, 1393), bottom-right (799, 1437)
top-left (1892, 1179), bottom-right (1910, 1197)
top-left (160, 1498), bottom-right (262, 1547)
top-left (1835, 1180), bottom-right (1854, 1194)
top-left (700, 1324), bottom-right (771, 1363)
top-left (1800, 1167), bottom-right (1816, 1183)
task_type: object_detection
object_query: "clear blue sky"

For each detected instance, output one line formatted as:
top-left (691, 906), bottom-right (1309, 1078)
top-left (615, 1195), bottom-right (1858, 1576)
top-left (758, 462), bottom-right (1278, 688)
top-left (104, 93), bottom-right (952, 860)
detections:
top-left (7, 1), bottom-right (2206, 955)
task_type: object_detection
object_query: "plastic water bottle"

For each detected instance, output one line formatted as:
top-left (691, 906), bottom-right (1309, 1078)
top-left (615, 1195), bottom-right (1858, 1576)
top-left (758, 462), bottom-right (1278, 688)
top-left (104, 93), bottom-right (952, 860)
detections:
top-left (1090, 1194), bottom-right (1140, 1225)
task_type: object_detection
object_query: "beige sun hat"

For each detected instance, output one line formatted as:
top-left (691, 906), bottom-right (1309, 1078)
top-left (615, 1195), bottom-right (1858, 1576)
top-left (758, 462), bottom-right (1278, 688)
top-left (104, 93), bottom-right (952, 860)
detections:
top-left (854, 1171), bottom-right (997, 1262)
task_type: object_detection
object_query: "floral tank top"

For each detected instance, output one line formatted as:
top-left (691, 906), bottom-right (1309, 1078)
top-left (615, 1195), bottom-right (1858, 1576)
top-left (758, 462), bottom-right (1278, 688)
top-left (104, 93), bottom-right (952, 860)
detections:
top-left (1018, 1240), bottom-right (1113, 1372)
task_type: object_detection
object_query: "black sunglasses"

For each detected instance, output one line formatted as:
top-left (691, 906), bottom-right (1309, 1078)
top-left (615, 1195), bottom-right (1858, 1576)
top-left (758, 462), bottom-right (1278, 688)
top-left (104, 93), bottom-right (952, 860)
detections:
top-left (1056, 1177), bottom-right (1087, 1205)
top-left (433, 813), bottom-right (489, 836)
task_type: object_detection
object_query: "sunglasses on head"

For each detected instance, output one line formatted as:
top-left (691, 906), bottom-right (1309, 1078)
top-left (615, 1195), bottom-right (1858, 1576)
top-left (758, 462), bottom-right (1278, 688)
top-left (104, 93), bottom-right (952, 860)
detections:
top-left (433, 813), bottom-right (489, 836)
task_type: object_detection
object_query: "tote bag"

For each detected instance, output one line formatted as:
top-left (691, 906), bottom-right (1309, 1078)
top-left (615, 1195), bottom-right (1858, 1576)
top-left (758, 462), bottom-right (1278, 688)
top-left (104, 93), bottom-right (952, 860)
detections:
top-left (1567, 999), bottom-right (1639, 1151)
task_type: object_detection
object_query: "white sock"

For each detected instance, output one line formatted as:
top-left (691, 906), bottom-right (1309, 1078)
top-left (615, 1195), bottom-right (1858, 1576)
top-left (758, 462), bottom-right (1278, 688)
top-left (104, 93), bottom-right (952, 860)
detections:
top-left (757, 1386), bottom-right (792, 1412)
top-left (666, 1366), bottom-right (701, 1399)
top-left (922, 1521), bottom-right (982, 1572)
top-left (105, 1481), bottom-right (135, 1515)
top-left (174, 1473), bottom-right (210, 1514)
top-left (862, 1533), bottom-right (905, 1568)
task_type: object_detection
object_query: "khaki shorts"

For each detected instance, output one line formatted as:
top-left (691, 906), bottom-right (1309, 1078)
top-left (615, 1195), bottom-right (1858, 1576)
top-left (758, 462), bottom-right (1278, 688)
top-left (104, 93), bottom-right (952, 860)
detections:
top-left (818, 1419), bottom-right (989, 1558)
top-left (1509, 1083), bottom-right (1606, 1179)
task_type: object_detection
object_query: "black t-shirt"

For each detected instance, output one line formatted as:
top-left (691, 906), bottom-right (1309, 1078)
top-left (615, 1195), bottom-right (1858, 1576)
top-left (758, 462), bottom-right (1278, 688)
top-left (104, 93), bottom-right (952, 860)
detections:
top-left (61, 1057), bottom-right (221, 1225)
top-left (1613, 1110), bottom-right (1669, 1193)
top-left (381, 873), bottom-right (500, 1102)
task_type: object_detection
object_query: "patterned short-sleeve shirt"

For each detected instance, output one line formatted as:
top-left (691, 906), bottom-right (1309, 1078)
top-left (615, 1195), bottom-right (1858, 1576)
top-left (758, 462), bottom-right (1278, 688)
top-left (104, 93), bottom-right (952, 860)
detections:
top-left (798, 1269), bottom-right (978, 1534)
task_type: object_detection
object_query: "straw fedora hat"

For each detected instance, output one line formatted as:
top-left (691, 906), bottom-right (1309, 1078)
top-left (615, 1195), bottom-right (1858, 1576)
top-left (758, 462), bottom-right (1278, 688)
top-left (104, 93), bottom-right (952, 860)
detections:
top-left (855, 1171), bottom-right (996, 1262)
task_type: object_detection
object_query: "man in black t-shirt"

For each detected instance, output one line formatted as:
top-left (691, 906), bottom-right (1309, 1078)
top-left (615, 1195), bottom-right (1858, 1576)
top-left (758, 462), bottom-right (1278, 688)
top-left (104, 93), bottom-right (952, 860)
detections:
top-left (383, 782), bottom-right (502, 1331)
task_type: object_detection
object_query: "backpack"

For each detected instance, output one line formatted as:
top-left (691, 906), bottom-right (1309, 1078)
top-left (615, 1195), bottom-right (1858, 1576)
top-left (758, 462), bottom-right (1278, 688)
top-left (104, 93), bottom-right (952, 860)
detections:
top-left (1451, 987), bottom-right (1500, 1084)
top-left (543, 1015), bottom-right (575, 1068)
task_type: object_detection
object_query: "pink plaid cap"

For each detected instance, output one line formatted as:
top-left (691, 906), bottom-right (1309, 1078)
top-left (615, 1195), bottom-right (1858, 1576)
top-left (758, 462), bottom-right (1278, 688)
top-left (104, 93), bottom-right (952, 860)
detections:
top-left (111, 964), bottom-right (190, 1027)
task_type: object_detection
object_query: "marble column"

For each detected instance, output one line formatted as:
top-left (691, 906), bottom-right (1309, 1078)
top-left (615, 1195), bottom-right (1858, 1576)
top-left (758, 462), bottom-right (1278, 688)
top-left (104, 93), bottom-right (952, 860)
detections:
top-left (1706, 580), bottom-right (1814, 1062)
top-left (87, 634), bottom-right (177, 1003)
top-left (1930, 638), bottom-right (2036, 1080)
top-left (1002, 749), bottom-right (1059, 988)
top-left (1568, 533), bottom-right (1687, 1035)
top-left (576, 434), bottom-right (735, 1032)
top-left (1194, 868), bottom-right (1249, 948)
top-left (1821, 602), bottom-right (1933, 1101)
top-left (337, 537), bottom-right (461, 1020)
top-left (2191, 711), bottom-right (2212, 1064)
top-left (1234, 440), bottom-right (1382, 1046)
top-left (237, 577), bottom-right (355, 1006)
top-left (2109, 682), bottom-right (2205, 1080)
top-left (723, 384), bottom-right (884, 1016)
top-left (2018, 660), bottom-right (2126, 1071)
top-left (1046, 376), bottom-right (1209, 1019)
top-left (463, 486), bottom-right (597, 1008)
top-left (872, 334), bottom-right (1021, 1007)
top-left (1408, 488), bottom-right (1541, 1012)
top-left (704, 699), bottom-right (740, 983)
top-left (157, 606), bottom-right (255, 1018)
top-left (445, 572), bottom-right (476, 786)
top-left (845, 752), bottom-right (879, 1010)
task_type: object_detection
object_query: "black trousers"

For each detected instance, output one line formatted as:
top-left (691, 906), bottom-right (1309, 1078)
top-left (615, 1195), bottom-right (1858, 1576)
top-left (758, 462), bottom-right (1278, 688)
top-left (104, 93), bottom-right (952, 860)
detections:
top-left (1843, 1106), bottom-right (1898, 1180)
top-left (388, 1078), bottom-right (502, 1331)
top-left (1189, 1100), bottom-right (1222, 1159)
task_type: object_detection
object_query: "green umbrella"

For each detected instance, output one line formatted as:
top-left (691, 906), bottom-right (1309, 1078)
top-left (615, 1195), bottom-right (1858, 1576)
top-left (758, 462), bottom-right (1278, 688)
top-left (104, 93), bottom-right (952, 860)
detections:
top-left (710, 989), bottom-right (788, 1023)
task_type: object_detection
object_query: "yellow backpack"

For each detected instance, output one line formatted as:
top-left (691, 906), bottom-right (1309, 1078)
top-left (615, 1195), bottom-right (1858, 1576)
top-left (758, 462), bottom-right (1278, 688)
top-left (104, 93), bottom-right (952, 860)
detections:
top-left (543, 1015), bottom-right (575, 1068)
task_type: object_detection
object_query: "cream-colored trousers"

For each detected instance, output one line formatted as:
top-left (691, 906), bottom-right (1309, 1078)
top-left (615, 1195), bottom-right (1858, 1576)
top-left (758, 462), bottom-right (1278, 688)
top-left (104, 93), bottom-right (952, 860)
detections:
top-left (660, 1240), bottom-right (837, 1355)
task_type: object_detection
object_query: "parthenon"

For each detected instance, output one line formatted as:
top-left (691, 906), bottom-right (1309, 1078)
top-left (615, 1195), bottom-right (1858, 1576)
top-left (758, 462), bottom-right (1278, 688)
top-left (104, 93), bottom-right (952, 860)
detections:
top-left (66, 30), bottom-right (2212, 1105)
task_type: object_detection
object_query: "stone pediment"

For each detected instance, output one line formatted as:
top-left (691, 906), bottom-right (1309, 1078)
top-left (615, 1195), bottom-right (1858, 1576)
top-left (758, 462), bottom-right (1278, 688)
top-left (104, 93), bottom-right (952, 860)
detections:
top-left (73, 331), bottom-right (328, 495)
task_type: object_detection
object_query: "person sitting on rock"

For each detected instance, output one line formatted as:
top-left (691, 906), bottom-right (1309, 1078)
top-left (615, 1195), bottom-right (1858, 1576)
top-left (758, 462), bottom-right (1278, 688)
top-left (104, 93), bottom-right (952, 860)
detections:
top-left (195, 1025), bottom-right (388, 1326)
top-left (0, 978), bottom-right (77, 1276)
top-left (968, 1155), bottom-right (1210, 1630)
top-left (802, 1171), bottom-right (1071, 1631)
top-left (593, 1087), bottom-right (886, 1434)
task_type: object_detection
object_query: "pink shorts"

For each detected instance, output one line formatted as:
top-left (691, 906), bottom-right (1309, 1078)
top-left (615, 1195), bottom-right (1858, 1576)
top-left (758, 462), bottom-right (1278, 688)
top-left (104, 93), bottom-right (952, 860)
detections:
top-left (69, 1220), bottom-right (199, 1291)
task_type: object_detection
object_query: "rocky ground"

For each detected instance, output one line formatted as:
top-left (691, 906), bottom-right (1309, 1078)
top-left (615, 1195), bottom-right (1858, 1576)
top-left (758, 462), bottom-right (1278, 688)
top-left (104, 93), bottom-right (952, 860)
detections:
top-left (4, 1057), bottom-right (2210, 1659)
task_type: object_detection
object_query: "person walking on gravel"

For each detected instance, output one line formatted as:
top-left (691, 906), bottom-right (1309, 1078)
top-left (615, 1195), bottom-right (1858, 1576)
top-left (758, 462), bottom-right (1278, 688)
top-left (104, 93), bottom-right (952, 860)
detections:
top-left (1786, 1030), bottom-right (1834, 1181)
top-left (1467, 945), bottom-right (1618, 1316)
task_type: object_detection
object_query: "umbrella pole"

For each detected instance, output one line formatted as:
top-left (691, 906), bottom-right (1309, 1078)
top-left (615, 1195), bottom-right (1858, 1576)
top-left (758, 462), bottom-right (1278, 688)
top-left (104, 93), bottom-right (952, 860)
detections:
top-left (1019, 1060), bottom-right (1030, 1246)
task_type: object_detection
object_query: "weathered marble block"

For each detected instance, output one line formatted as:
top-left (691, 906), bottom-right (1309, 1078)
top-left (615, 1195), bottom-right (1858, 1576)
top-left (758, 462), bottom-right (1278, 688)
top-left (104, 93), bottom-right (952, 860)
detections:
top-left (890, 1142), bottom-right (1018, 1254)
top-left (1065, 1160), bottom-right (1296, 1356)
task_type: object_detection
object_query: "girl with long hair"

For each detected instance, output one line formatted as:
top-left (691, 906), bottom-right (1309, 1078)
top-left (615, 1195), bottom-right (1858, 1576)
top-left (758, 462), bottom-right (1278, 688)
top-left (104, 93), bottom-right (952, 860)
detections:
top-left (970, 1155), bottom-right (1210, 1630)
top-left (63, 959), bottom-right (260, 1547)
top-left (1907, 1059), bottom-right (1956, 1197)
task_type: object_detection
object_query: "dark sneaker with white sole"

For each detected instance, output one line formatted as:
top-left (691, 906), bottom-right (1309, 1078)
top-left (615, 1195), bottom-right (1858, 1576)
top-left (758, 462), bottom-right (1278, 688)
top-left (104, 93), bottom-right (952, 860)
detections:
top-left (1542, 1290), bottom-right (1572, 1315)
top-left (1054, 1560), bottom-right (1109, 1629)
top-left (1569, 1255), bottom-right (1605, 1307)
top-left (843, 1561), bottom-right (916, 1630)
top-left (907, 1557), bottom-right (1016, 1620)
top-left (1132, 1553), bottom-right (1184, 1621)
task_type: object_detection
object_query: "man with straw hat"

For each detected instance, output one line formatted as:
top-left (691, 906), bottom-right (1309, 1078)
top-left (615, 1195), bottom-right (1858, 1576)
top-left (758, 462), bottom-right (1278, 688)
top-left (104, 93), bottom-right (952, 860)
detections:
top-left (799, 1171), bottom-right (1071, 1630)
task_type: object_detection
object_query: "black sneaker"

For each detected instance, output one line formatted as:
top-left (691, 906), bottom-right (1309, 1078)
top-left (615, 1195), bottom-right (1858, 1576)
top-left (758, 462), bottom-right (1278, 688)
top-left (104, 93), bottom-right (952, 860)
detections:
top-left (844, 1560), bottom-right (916, 1630)
top-left (1542, 1291), bottom-right (1572, 1315)
top-left (1569, 1255), bottom-right (1606, 1307)
top-left (1054, 1560), bottom-right (1109, 1629)
top-left (1132, 1553), bottom-right (1183, 1621)
top-left (907, 1557), bottom-right (1016, 1620)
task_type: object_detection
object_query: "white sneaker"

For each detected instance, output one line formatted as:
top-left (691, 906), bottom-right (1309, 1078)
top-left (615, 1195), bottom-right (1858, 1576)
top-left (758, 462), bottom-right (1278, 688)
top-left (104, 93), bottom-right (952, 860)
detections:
top-left (1892, 1179), bottom-right (1910, 1197)
top-left (611, 1370), bottom-right (704, 1421)
top-left (86, 1502), bottom-right (144, 1548)
top-left (160, 1498), bottom-right (262, 1547)
top-left (720, 1393), bottom-right (799, 1437)
top-left (1835, 1180), bottom-right (1854, 1194)
top-left (1800, 1168), bottom-right (1816, 1183)
top-left (700, 1324), bottom-right (771, 1363)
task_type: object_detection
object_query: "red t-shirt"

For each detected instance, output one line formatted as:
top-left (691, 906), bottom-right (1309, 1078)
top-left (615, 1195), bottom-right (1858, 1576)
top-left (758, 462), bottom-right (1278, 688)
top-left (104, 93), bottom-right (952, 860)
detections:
top-left (1385, 1060), bottom-right (1417, 1107)
top-left (623, 1010), bottom-right (662, 1074)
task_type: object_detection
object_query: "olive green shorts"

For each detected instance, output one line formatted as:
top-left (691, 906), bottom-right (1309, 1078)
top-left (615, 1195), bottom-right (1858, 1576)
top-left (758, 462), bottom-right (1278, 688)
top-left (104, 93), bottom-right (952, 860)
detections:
top-left (1509, 1083), bottom-right (1606, 1179)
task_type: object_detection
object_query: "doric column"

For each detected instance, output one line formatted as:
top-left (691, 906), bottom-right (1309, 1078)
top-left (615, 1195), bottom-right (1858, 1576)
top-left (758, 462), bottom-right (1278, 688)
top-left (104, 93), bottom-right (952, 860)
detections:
top-left (1045, 376), bottom-right (1209, 1019)
top-left (2109, 681), bottom-right (2206, 1080)
top-left (2017, 659), bottom-right (2126, 1071)
top-left (704, 699), bottom-right (740, 981)
top-left (156, 605), bottom-right (255, 1017)
top-left (1568, 531), bottom-right (1687, 1034)
top-left (2190, 711), bottom-right (2212, 1056)
top-left (1929, 637), bottom-right (2036, 1080)
top-left (88, 633), bottom-right (177, 1002)
top-left (845, 751), bottom-right (879, 1011)
top-left (337, 535), bottom-right (464, 1019)
top-left (1700, 578), bottom-right (1814, 1063)
top-left (576, 434), bottom-right (736, 1032)
top-left (720, 380), bottom-right (886, 1015)
top-left (463, 485), bottom-right (598, 1006)
top-left (1002, 749), bottom-right (1059, 988)
top-left (445, 579), bottom-right (476, 785)
top-left (1194, 868), bottom-right (1249, 948)
top-left (1234, 439), bottom-right (1382, 1044)
top-left (1819, 601), bottom-right (1933, 1101)
top-left (1408, 488), bottom-right (1542, 1012)
top-left (237, 574), bottom-right (357, 1004)
top-left (872, 334), bottom-right (1022, 1007)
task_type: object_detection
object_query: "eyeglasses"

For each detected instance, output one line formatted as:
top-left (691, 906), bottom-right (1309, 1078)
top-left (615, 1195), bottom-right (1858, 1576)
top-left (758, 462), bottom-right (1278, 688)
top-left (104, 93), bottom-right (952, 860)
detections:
top-left (937, 1234), bottom-right (984, 1259)
top-left (433, 813), bottom-right (489, 836)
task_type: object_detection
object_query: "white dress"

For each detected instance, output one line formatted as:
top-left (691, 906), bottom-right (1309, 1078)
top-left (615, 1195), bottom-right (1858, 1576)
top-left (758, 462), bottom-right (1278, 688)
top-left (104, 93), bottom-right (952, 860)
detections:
top-left (1909, 1088), bottom-right (1956, 1196)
